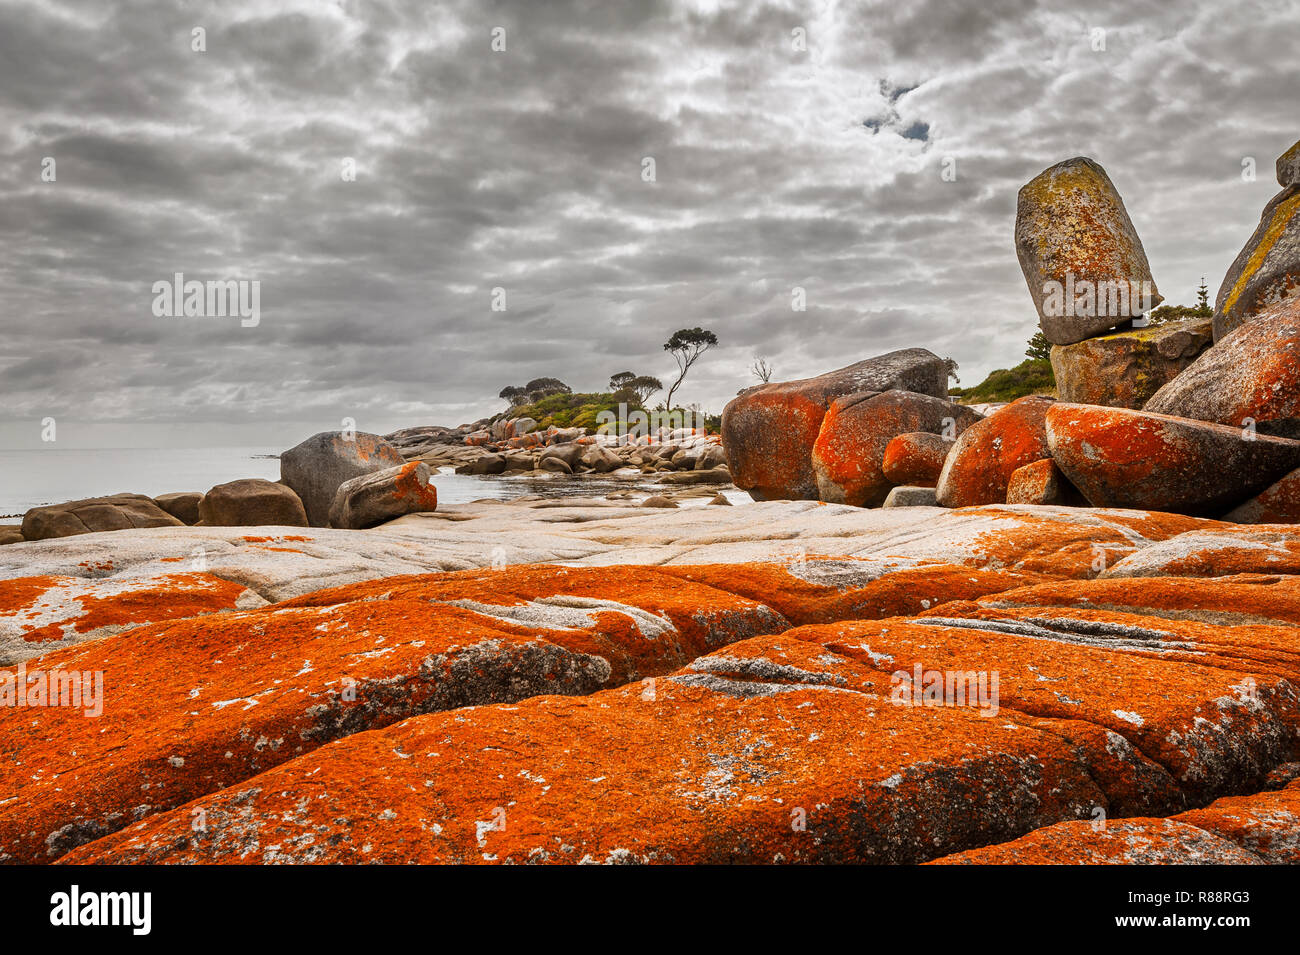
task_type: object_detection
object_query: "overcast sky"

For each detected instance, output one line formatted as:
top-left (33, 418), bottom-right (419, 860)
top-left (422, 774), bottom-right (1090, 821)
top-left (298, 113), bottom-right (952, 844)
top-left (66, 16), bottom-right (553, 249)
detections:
top-left (1, 0), bottom-right (1296, 449)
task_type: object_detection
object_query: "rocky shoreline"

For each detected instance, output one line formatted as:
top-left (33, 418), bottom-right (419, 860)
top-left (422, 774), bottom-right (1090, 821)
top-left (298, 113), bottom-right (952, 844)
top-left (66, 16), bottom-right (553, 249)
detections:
top-left (3, 141), bottom-right (1300, 866)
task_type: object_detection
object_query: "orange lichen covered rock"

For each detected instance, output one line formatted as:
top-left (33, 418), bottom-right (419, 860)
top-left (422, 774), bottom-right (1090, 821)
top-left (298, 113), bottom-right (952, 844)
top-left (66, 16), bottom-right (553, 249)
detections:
top-left (0, 564), bottom-right (789, 863)
top-left (1225, 467), bottom-right (1300, 524)
top-left (657, 558), bottom-right (1044, 626)
top-left (932, 780), bottom-right (1300, 864)
top-left (1174, 779), bottom-right (1300, 863)
top-left (328, 461), bottom-right (439, 529)
top-left (936, 396), bottom-right (1054, 508)
top-left (59, 640), bottom-right (1115, 864)
top-left (1046, 402), bottom-right (1300, 514)
top-left (962, 571), bottom-right (1300, 627)
top-left (0, 572), bottom-right (256, 664)
top-left (928, 818), bottom-right (1264, 865)
top-left (795, 614), bottom-right (1299, 805)
top-left (1005, 458), bottom-right (1085, 506)
top-left (881, 431), bottom-right (955, 488)
top-left (1103, 527), bottom-right (1300, 577)
top-left (721, 350), bottom-right (948, 500)
top-left (63, 600), bottom-right (1300, 865)
top-left (279, 430), bottom-right (405, 526)
top-left (1015, 157), bottom-right (1161, 345)
top-left (811, 392), bottom-right (979, 506)
top-left (1146, 296), bottom-right (1300, 427)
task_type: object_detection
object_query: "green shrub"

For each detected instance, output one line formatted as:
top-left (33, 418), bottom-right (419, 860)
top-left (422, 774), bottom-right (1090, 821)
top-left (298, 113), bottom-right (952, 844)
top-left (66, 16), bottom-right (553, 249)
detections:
top-left (950, 359), bottom-right (1056, 404)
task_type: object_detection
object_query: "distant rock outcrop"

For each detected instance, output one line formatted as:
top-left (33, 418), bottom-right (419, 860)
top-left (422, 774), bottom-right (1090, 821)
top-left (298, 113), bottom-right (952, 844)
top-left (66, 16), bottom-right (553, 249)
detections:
top-left (280, 431), bottom-right (405, 526)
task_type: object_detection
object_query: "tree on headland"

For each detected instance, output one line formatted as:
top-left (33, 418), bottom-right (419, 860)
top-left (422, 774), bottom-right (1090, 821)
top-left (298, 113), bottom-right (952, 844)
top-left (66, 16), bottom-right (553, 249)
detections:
top-left (498, 385), bottom-right (528, 407)
top-left (1196, 277), bottom-right (1211, 314)
top-left (1025, 331), bottom-right (1052, 362)
top-left (751, 356), bottom-right (774, 384)
top-left (663, 327), bottom-right (719, 408)
top-left (943, 356), bottom-right (960, 387)
top-left (525, 377), bottom-right (571, 400)
top-left (498, 377), bottom-right (572, 408)
top-left (609, 371), bottom-right (662, 404)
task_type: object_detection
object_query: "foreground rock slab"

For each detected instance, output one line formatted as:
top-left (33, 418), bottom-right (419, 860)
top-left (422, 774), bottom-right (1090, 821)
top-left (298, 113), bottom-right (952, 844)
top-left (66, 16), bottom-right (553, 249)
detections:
top-left (60, 571), bottom-right (1300, 863)
top-left (932, 779), bottom-right (1300, 864)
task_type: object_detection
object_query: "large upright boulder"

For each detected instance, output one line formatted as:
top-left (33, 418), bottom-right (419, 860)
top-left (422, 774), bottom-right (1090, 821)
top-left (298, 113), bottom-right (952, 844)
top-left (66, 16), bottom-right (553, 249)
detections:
top-left (1144, 296), bottom-right (1300, 432)
top-left (1016, 157), bottom-right (1162, 345)
top-left (21, 493), bottom-right (183, 541)
top-left (329, 462), bottom-right (439, 529)
top-left (811, 391), bottom-right (980, 507)
top-left (280, 431), bottom-right (405, 526)
top-left (1214, 140), bottom-right (1300, 341)
top-left (1045, 403), bottom-right (1300, 515)
top-left (935, 396), bottom-right (1054, 508)
top-left (198, 479), bottom-right (309, 527)
top-left (1050, 317), bottom-right (1212, 409)
top-left (721, 349), bottom-right (948, 501)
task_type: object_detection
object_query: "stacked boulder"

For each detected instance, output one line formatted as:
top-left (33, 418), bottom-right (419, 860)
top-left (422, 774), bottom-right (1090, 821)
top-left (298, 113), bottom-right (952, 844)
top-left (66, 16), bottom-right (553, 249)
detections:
top-left (1001, 143), bottom-right (1300, 521)
top-left (720, 142), bottom-right (1300, 525)
top-left (1016, 156), bottom-right (1212, 410)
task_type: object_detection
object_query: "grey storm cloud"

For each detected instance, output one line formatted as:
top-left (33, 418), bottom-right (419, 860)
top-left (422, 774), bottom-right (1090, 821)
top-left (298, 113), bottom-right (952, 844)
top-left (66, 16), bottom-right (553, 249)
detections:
top-left (0, 0), bottom-right (1296, 443)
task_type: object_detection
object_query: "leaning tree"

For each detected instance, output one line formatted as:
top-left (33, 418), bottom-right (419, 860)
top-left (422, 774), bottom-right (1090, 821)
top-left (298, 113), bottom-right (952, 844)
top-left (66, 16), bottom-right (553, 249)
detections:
top-left (663, 327), bottom-right (719, 408)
